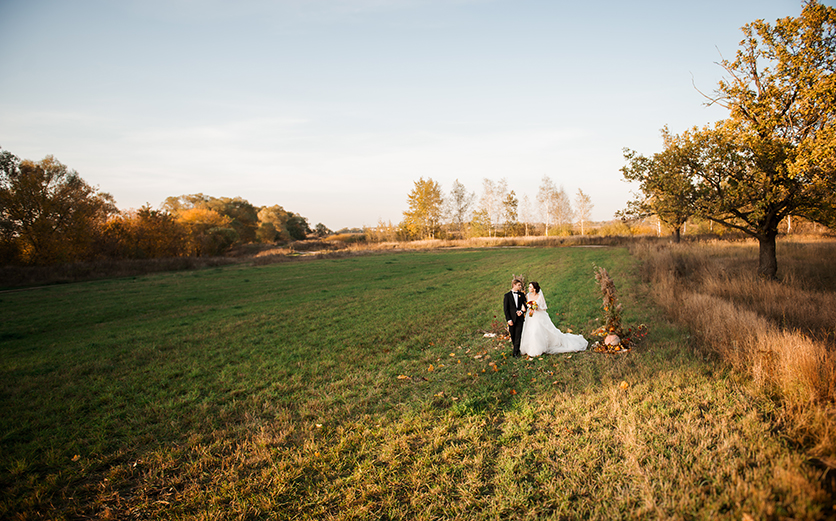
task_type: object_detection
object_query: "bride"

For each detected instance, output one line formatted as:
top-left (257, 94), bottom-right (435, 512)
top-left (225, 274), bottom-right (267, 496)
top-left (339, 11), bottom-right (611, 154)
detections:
top-left (520, 282), bottom-right (588, 357)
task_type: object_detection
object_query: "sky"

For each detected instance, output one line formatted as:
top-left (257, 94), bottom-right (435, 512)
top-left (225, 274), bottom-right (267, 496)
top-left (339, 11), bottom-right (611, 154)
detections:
top-left (0, 0), bottom-right (822, 230)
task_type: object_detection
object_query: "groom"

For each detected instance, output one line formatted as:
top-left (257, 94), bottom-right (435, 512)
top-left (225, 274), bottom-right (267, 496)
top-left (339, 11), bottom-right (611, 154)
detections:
top-left (503, 276), bottom-right (527, 357)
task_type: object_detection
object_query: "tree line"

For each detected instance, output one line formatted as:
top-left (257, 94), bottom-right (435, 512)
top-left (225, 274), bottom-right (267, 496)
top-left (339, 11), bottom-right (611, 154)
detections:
top-left (0, 150), bottom-right (330, 266)
top-left (386, 175), bottom-right (594, 241)
top-left (620, 1), bottom-right (836, 278)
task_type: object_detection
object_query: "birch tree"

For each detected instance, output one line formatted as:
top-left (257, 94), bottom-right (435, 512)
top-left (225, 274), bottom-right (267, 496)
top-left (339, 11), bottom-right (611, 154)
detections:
top-left (574, 189), bottom-right (594, 235)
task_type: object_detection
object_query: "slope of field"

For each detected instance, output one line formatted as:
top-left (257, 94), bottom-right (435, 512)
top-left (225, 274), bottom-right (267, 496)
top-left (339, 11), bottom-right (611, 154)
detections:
top-left (1, 247), bottom-right (831, 519)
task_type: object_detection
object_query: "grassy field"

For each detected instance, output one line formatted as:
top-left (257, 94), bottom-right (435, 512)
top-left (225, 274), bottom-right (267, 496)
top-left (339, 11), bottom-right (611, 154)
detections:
top-left (1, 246), bottom-right (832, 519)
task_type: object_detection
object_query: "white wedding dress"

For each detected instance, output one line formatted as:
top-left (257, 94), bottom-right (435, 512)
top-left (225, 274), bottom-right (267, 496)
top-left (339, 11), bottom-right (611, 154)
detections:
top-left (520, 291), bottom-right (588, 357)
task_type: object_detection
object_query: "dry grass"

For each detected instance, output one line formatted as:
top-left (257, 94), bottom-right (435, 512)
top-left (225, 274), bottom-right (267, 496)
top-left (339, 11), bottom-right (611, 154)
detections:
top-left (632, 237), bottom-right (836, 469)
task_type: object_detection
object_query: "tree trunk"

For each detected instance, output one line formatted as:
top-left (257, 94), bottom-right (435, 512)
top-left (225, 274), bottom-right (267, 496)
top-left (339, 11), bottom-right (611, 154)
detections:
top-left (672, 226), bottom-right (681, 243)
top-left (758, 231), bottom-right (778, 280)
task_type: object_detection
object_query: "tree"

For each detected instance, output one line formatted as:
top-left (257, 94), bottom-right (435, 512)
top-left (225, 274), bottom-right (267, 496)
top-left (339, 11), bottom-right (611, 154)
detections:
top-left (401, 177), bottom-right (444, 239)
top-left (166, 194), bottom-right (258, 244)
top-left (0, 152), bottom-right (117, 265)
top-left (207, 197), bottom-right (259, 244)
top-left (536, 176), bottom-right (557, 236)
top-left (537, 176), bottom-right (573, 235)
top-left (621, 127), bottom-right (696, 243)
top-left (554, 186), bottom-right (573, 230)
top-left (314, 223), bottom-right (332, 238)
top-left (519, 194), bottom-right (534, 236)
top-left (447, 179), bottom-right (475, 236)
top-left (162, 193), bottom-right (210, 214)
top-left (695, 1), bottom-right (836, 277)
top-left (574, 189), bottom-right (594, 235)
top-left (177, 207), bottom-right (236, 255)
top-left (257, 205), bottom-right (291, 242)
top-left (285, 213), bottom-right (311, 241)
top-left (502, 190), bottom-right (519, 236)
top-left (100, 205), bottom-right (185, 259)
top-left (0, 149), bottom-right (21, 263)
top-left (469, 208), bottom-right (491, 238)
top-left (492, 178), bottom-right (509, 234)
top-left (476, 179), bottom-right (498, 237)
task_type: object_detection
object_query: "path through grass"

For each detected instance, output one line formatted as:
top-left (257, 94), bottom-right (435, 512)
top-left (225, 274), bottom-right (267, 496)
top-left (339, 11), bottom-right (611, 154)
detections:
top-left (1, 247), bottom-right (831, 519)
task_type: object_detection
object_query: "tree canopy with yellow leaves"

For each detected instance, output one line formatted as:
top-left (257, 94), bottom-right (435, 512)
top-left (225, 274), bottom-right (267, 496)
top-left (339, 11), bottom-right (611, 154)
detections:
top-left (623, 1), bottom-right (836, 278)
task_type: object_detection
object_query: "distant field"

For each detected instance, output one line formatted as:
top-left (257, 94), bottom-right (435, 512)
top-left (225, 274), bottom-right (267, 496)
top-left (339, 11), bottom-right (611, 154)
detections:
top-left (1, 247), bottom-right (831, 519)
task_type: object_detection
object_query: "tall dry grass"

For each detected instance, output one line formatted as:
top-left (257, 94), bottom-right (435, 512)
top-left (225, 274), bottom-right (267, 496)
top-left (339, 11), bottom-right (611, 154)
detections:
top-left (632, 237), bottom-right (836, 468)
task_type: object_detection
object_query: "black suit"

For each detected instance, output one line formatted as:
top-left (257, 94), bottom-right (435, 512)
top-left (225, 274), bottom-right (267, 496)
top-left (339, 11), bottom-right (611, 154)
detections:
top-left (504, 290), bottom-right (527, 357)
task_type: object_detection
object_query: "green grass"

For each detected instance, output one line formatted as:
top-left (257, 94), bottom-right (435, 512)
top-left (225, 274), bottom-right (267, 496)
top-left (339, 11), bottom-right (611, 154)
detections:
top-left (1, 247), bottom-right (831, 519)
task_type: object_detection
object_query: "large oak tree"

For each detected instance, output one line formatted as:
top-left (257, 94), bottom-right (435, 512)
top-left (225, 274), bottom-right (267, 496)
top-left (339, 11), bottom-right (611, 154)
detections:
top-left (623, 1), bottom-right (835, 276)
top-left (700, 0), bottom-right (836, 277)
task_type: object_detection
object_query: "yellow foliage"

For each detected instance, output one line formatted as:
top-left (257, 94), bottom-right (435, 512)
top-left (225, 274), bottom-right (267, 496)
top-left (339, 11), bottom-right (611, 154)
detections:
top-left (177, 208), bottom-right (231, 227)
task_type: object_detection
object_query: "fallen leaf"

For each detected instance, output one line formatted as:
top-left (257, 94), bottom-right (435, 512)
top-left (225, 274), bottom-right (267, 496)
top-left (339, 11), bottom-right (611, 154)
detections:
top-left (620, 381), bottom-right (629, 390)
top-left (428, 364), bottom-right (434, 372)
top-left (72, 455), bottom-right (80, 462)
top-left (397, 375), bottom-right (410, 380)
top-left (510, 389), bottom-right (517, 395)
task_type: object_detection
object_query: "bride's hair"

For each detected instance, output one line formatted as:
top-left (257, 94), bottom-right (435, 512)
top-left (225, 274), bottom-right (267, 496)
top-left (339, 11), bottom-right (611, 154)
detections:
top-left (529, 281), bottom-right (541, 293)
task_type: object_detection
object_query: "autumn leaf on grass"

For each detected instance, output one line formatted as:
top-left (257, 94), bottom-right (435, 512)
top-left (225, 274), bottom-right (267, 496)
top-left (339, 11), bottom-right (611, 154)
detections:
top-left (428, 364), bottom-right (434, 372)
top-left (620, 381), bottom-right (629, 390)
top-left (510, 389), bottom-right (517, 395)
top-left (397, 375), bottom-right (410, 380)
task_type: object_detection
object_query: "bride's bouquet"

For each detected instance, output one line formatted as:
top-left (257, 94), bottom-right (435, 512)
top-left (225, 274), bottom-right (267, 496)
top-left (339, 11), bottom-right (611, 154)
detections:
top-left (527, 301), bottom-right (538, 317)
